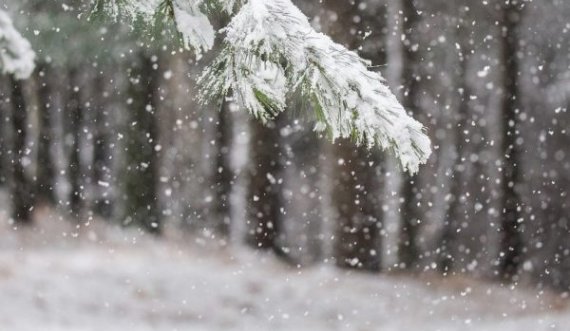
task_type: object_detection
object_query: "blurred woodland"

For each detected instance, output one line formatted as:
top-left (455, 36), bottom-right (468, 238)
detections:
top-left (1, 0), bottom-right (570, 292)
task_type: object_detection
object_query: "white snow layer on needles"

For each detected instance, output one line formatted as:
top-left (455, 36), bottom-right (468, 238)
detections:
top-left (199, 0), bottom-right (431, 173)
top-left (101, 0), bottom-right (431, 172)
top-left (0, 9), bottom-right (36, 79)
top-left (101, 0), bottom-right (215, 58)
top-left (172, 0), bottom-right (215, 58)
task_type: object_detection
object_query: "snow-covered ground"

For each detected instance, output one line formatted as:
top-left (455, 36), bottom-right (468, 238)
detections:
top-left (0, 207), bottom-right (569, 331)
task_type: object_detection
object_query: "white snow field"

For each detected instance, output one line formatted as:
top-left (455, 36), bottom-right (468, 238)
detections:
top-left (0, 208), bottom-right (569, 331)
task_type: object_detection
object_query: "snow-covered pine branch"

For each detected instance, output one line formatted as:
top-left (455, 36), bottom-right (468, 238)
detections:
top-left (93, 0), bottom-right (432, 173)
top-left (0, 9), bottom-right (36, 79)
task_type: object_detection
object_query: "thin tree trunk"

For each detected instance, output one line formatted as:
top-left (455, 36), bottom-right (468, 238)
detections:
top-left (67, 69), bottom-right (84, 220)
top-left (92, 74), bottom-right (113, 218)
top-left (124, 56), bottom-right (162, 235)
top-left (439, 36), bottom-right (471, 274)
top-left (8, 76), bottom-right (34, 224)
top-left (321, 0), bottom-right (386, 272)
top-left (398, 0), bottom-right (423, 270)
top-left (0, 78), bottom-right (9, 186)
top-left (498, 2), bottom-right (525, 280)
top-left (211, 99), bottom-right (234, 237)
top-left (36, 64), bottom-right (57, 205)
top-left (333, 141), bottom-right (383, 271)
top-left (246, 117), bottom-right (282, 250)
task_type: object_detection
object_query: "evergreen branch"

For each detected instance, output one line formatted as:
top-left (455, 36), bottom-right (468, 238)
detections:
top-left (93, 0), bottom-right (432, 173)
top-left (199, 0), bottom-right (431, 173)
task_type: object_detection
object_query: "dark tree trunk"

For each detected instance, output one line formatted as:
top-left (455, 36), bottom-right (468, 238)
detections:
top-left (8, 77), bottom-right (34, 224)
top-left (36, 65), bottom-right (57, 205)
top-left (211, 99), bottom-right (234, 237)
top-left (246, 117), bottom-right (283, 250)
top-left (498, 2), bottom-right (525, 280)
top-left (0, 79), bottom-right (9, 186)
top-left (124, 56), bottom-right (162, 235)
top-left (67, 69), bottom-right (85, 220)
top-left (333, 141), bottom-right (383, 271)
top-left (398, 0), bottom-right (423, 270)
top-left (321, 0), bottom-right (386, 272)
top-left (92, 74), bottom-right (113, 218)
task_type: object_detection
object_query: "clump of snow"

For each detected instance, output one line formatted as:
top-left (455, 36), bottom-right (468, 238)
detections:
top-left (0, 9), bottom-right (36, 79)
top-left (172, 0), bottom-right (215, 59)
top-left (96, 0), bottom-right (215, 57)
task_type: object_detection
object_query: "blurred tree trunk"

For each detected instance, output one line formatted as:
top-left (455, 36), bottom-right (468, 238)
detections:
top-left (36, 65), bottom-right (57, 205)
top-left (211, 99), bottom-right (234, 237)
top-left (281, 128), bottom-right (323, 264)
top-left (92, 74), bottom-right (113, 218)
top-left (67, 68), bottom-right (85, 220)
top-left (322, 0), bottom-right (386, 271)
top-left (0, 79), bottom-right (9, 186)
top-left (498, 1), bottom-right (525, 280)
top-left (439, 29), bottom-right (471, 274)
top-left (333, 142), bottom-right (383, 271)
top-left (246, 117), bottom-right (283, 250)
top-left (398, 0), bottom-right (423, 270)
top-left (8, 77), bottom-right (34, 224)
top-left (123, 56), bottom-right (162, 234)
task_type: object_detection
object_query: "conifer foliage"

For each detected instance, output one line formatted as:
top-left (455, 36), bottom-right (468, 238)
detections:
top-left (101, 0), bottom-right (431, 172)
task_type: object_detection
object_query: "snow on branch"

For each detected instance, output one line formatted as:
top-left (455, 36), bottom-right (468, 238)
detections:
top-left (94, 0), bottom-right (432, 173)
top-left (172, 1), bottom-right (215, 57)
top-left (199, 0), bottom-right (431, 173)
top-left (92, 0), bottom-right (215, 57)
top-left (0, 9), bottom-right (36, 80)
top-left (198, 0), bottom-right (307, 122)
top-left (301, 36), bottom-right (431, 174)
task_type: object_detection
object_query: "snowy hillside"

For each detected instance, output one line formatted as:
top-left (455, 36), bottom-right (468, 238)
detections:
top-left (0, 208), bottom-right (568, 331)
